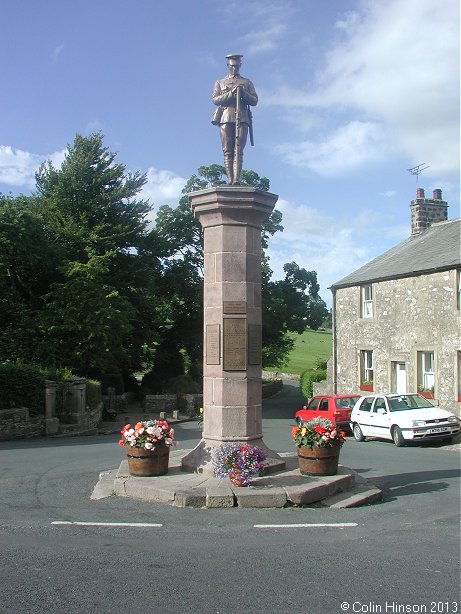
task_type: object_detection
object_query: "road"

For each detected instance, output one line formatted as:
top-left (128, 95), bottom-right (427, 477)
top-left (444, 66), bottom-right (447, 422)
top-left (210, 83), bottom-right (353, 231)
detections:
top-left (0, 382), bottom-right (459, 614)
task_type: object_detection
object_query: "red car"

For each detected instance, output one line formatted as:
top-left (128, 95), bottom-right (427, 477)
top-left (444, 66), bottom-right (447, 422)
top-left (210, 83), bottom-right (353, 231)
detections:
top-left (295, 394), bottom-right (361, 431)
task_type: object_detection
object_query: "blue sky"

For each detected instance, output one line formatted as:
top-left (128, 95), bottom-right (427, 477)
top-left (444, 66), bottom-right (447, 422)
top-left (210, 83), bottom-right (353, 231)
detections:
top-left (1, 0), bottom-right (459, 305)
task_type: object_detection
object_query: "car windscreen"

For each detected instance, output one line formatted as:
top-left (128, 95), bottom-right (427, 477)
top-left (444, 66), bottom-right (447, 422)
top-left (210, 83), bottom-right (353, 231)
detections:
top-left (335, 397), bottom-right (359, 409)
top-left (388, 394), bottom-right (434, 411)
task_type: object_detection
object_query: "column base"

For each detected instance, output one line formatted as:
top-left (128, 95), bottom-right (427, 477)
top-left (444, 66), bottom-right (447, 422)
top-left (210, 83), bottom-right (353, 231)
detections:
top-left (181, 438), bottom-right (286, 475)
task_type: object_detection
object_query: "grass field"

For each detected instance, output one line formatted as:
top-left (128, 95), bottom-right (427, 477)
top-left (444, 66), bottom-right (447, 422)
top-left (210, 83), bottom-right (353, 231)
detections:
top-left (266, 329), bottom-right (332, 375)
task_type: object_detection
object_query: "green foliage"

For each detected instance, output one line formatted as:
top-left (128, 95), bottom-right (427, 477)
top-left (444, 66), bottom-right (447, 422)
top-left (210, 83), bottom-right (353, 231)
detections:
top-left (300, 367), bottom-right (327, 400)
top-left (0, 132), bottom-right (163, 377)
top-left (0, 363), bottom-right (46, 416)
top-left (164, 374), bottom-right (201, 394)
top-left (262, 262), bottom-right (328, 368)
top-left (86, 380), bottom-right (102, 410)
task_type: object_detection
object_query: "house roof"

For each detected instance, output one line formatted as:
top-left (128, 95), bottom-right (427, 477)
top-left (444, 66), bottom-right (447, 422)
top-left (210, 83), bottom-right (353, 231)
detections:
top-left (331, 218), bottom-right (461, 289)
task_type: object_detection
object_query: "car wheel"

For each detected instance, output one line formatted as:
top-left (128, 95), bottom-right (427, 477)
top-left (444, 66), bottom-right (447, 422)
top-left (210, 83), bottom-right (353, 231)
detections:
top-left (296, 417), bottom-right (304, 427)
top-left (392, 426), bottom-right (405, 447)
top-left (353, 423), bottom-right (365, 442)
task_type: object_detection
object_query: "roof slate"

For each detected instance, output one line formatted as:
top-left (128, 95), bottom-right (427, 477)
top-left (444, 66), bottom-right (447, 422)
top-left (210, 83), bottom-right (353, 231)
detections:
top-left (331, 218), bottom-right (460, 289)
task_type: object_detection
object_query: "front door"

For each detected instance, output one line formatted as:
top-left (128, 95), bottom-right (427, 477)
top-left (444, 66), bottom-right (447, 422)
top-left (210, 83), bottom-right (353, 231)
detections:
top-left (392, 362), bottom-right (407, 394)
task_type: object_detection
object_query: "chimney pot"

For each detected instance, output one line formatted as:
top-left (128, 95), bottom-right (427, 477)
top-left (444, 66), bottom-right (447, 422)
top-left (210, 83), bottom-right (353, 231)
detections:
top-left (433, 188), bottom-right (442, 200)
top-left (416, 187), bottom-right (425, 199)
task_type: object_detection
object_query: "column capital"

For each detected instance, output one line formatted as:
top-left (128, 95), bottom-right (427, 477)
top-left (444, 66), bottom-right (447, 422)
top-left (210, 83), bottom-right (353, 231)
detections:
top-left (189, 186), bottom-right (278, 229)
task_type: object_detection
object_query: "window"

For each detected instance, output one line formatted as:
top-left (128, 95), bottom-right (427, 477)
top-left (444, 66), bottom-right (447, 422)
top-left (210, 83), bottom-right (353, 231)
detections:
top-left (360, 397), bottom-right (374, 412)
top-left (360, 350), bottom-right (374, 383)
top-left (307, 398), bottom-right (320, 410)
top-left (417, 351), bottom-right (435, 392)
top-left (361, 285), bottom-right (373, 318)
top-left (318, 398), bottom-right (329, 411)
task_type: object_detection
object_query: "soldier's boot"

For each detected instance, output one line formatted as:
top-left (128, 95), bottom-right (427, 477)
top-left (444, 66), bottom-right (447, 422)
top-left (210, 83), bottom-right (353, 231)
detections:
top-left (224, 156), bottom-right (234, 184)
top-left (233, 155), bottom-right (243, 185)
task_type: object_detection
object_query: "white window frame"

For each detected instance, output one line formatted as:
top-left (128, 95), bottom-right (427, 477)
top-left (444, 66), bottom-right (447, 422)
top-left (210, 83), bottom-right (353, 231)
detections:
top-left (361, 285), bottom-right (373, 318)
top-left (361, 350), bottom-right (374, 383)
top-left (418, 351), bottom-right (435, 391)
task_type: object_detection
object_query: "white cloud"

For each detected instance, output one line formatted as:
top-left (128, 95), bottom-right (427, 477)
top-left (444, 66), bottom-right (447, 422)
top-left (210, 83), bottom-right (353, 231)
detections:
top-left (276, 121), bottom-right (386, 176)
top-left (225, 0), bottom-right (294, 56)
top-left (268, 0), bottom-right (460, 176)
top-left (266, 198), bottom-right (408, 304)
top-left (140, 167), bottom-right (186, 216)
top-left (0, 145), bottom-right (66, 189)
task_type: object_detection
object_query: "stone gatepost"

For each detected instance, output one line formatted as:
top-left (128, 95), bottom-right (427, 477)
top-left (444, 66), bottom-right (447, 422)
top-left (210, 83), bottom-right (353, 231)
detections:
top-left (44, 380), bottom-right (59, 435)
top-left (181, 186), bottom-right (286, 474)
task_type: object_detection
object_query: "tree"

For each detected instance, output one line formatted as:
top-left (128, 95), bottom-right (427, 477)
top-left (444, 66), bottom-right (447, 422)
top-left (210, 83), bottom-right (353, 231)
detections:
top-left (0, 133), bottom-right (164, 377)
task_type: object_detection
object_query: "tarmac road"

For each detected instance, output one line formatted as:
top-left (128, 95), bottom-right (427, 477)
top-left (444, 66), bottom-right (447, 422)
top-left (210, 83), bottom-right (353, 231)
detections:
top-left (0, 381), bottom-right (459, 614)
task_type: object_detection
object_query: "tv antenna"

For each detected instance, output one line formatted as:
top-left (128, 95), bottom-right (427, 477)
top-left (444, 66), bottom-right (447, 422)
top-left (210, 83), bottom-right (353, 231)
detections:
top-left (407, 163), bottom-right (430, 185)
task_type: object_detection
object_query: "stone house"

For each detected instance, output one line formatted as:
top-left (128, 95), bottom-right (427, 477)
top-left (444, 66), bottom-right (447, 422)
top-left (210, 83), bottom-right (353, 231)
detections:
top-left (330, 188), bottom-right (461, 416)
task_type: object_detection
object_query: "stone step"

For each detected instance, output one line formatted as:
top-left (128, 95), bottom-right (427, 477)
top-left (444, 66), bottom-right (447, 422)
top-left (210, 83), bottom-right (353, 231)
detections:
top-left (321, 484), bottom-right (383, 508)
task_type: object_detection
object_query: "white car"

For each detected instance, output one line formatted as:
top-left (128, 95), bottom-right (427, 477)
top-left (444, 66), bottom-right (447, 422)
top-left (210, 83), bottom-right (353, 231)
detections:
top-left (350, 393), bottom-right (460, 447)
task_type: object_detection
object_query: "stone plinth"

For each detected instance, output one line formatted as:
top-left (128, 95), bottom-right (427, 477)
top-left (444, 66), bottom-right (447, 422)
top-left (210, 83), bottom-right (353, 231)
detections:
top-left (181, 186), bottom-right (286, 474)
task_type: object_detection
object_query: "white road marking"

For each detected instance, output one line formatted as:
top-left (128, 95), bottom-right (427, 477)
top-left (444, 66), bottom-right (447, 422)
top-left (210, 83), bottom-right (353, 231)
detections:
top-left (253, 523), bottom-right (358, 528)
top-left (51, 521), bottom-right (162, 527)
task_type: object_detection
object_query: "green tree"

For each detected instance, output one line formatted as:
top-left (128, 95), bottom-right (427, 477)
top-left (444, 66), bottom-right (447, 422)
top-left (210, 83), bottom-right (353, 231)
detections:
top-left (0, 133), bottom-right (164, 377)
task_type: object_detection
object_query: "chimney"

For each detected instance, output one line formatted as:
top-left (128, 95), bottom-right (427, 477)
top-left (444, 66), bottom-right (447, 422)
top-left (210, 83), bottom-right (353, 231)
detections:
top-left (410, 188), bottom-right (448, 235)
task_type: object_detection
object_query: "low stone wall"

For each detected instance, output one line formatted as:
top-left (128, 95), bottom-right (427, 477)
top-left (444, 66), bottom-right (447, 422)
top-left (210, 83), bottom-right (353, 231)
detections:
top-left (144, 394), bottom-right (203, 417)
top-left (263, 370), bottom-right (300, 381)
top-left (0, 408), bottom-right (45, 440)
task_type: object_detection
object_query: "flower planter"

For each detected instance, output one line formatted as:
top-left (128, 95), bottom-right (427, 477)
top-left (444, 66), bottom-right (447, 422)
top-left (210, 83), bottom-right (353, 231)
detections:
top-left (419, 391), bottom-right (434, 399)
top-left (360, 383), bottom-right (373, 392)
top-left (297, 443), bottom-right (340, 476)
top-left (125, 444), bottom-right (170, 477)
top-left (228, 469), bottom-right (247, 487)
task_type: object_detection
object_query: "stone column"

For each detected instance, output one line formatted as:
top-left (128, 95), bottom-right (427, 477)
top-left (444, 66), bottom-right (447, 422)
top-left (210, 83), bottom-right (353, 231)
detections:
top-left (181, 186), bottom-right (286, 474)
top-left (44, 380), bottom-right (60, 435)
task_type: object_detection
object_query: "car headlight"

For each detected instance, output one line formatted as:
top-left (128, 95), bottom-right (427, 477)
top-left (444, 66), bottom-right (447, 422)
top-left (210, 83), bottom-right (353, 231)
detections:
top-left (447, 416), bottom-right (459, 424)
top-left (412, 420), bottom-right (426, 427)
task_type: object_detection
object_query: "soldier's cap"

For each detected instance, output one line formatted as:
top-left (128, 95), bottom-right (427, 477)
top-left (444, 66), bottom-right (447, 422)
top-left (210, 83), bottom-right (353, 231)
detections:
top-left (226, 53), bottom-right (243, 61)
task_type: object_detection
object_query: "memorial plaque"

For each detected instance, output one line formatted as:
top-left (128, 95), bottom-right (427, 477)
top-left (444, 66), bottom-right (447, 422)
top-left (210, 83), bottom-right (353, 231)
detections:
top-left (223, 301), bottom-right (247, 314)
top-left (206, 324), bottom-right (220, 365)
top-left (223, 318), bottom-right (246, 371)
top-left (248, 324), bottom-right (262, 365)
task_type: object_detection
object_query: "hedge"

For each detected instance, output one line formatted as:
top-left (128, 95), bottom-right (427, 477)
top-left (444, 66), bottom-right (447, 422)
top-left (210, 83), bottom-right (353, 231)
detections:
top-left (300, 368), bottom-right (327, 400)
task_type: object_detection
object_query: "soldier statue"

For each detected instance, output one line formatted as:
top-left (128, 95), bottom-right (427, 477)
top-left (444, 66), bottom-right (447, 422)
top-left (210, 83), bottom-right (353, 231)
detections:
top-left (212, 53), bottom-right (258, 185)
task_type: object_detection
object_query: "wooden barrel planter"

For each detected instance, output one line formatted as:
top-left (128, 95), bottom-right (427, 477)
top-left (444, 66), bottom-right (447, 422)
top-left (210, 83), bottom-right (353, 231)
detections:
top-left (297, 444), bottom-right (340, 476)
top-left (125, 444), bottom-right (170, 477)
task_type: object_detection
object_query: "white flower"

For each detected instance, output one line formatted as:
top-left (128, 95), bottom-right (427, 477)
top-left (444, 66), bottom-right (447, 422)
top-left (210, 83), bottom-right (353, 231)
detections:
top-left (146, 426), bottom-right (155, 435)
top-left (144, 442), bottom-right (153, 450)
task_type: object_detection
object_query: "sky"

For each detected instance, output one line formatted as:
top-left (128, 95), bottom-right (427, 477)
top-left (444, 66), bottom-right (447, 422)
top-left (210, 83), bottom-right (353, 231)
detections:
top-left (1, 0), bottom-right (460, 306)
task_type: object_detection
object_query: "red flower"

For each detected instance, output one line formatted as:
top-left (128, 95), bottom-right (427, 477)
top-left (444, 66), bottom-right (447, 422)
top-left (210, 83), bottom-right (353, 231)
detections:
top-left (314, 425), bottom-right (326, 434)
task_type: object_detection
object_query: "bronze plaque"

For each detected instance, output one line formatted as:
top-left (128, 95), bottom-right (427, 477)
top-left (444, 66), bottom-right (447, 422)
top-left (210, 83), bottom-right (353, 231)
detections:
top-left (248, 324), bottom-right (262, 365)
top-left (223, 301), bottom-right (247, 314)
top-left (206, 324), bottom-right (220, 365)
top-left (223, 318), bottom-right (247, 371)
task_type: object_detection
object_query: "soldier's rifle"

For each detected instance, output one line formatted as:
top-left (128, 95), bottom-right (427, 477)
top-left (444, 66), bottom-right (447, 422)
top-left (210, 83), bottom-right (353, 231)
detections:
top-left (234, 85), bottom-right (242, 165)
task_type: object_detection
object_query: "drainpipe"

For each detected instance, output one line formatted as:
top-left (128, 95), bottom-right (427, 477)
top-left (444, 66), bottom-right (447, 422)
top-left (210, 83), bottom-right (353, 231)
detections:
top-left (331, 286), bottom-right (337, 394)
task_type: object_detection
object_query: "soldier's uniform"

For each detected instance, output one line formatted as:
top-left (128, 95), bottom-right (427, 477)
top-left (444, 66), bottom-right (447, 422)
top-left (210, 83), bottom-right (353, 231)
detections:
top-left (212, 54), bottom-right (258, 184)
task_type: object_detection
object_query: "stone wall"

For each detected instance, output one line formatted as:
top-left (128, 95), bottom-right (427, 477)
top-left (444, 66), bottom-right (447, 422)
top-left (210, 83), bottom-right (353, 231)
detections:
top-left (0, 408), bottom-right (45, 440)
top-left (144, 394), bottom-right (203, 417)
top-left (334, 268), bottom-right (461, 415)
top-left (0, 379), bottom-right (103, 440)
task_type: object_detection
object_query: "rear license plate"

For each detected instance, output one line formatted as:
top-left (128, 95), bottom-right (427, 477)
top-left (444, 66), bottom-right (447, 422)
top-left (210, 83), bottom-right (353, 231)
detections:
top-left (429, 427), bottom-right (447, 434)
